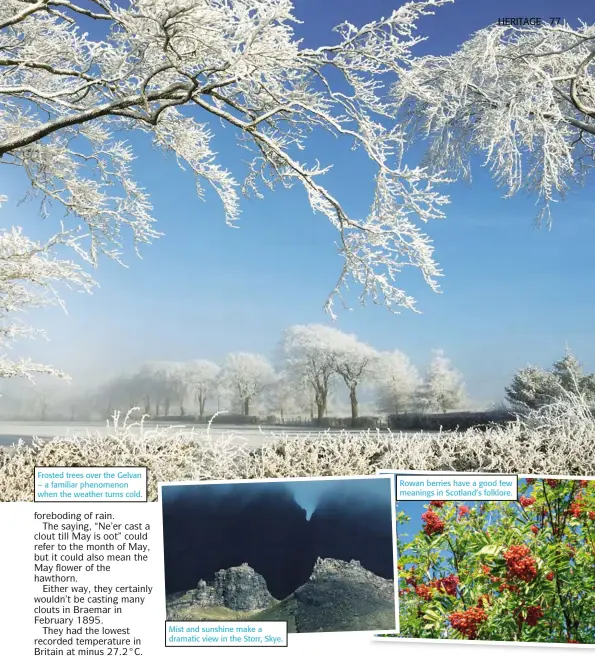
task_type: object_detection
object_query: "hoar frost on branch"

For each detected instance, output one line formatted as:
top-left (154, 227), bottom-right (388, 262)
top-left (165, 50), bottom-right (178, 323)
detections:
top-left (0, 0), bottom-right (454, 318)
top-left (374, 349), bottom-right (421, 415)
top-left (333, 334), bottom-right (378, 425)
top-left (279, 324), bottom-right (342, 425)
top-left (417, 349), bottom-right (465, 413)
top-left (184, 359), bottom-right (220, 419)
top-left (392, 20), bottom-right (595, 222)
top-left (0, 224), bottom-right (96, 380)
top-left (220, 352), bottom-right (275, 416)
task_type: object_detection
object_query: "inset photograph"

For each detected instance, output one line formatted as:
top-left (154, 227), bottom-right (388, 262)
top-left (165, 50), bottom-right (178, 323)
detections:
top-left (379, 474), bottom-right (595, 645)
top-left (160, 475), bottom-right (397, 634)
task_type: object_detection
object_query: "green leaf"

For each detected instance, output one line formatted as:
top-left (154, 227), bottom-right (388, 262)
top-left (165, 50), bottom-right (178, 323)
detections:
top-left (424, 609), bottom-right (442, 622)
top-left (477, 544), bottom-right (503, 557)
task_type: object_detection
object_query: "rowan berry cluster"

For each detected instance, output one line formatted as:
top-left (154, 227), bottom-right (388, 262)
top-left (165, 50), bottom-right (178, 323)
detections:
top-left (519, 495), bottom-right (536, 507)
top-left (430, 500), bottom-right (446, 508)
top-left (503, 544), bottom-right (538, 582)
top-left (498, 581), bottom-right (520, 594)
top-left (523, 605), bottom-right (544, 627)
top-left (433, 574), bottom-right (459, 596)
top-left (567, 494), bottom-right (595, 521)
top-left (449, 606), bottom-right (488, 639)
top-left (414, 584), bottom-right (435, 600)
top-left (421, 509), bottom-right (445, 536)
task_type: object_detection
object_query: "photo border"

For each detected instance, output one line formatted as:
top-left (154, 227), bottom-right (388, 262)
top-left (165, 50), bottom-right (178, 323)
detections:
top-left (374, 469), bottom-right (595, 649)
top-left (159, 474), bottom-right (399, 635)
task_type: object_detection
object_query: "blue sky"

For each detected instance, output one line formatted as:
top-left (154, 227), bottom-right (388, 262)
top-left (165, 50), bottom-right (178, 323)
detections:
top-left (3, 0), bottom-right (595, 405)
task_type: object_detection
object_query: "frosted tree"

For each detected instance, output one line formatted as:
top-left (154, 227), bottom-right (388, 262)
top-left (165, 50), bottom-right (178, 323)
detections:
top-left (0, 0), bottom-right (453, 332)
top-left (505, 365), bottom-right (558, 411)
top-left (373, 349), bottom-right (421, 416)
top-left (166, 362), bottom-right (192, 415)
top-left (417, 349), bottom-right (464, 412)
top-left (128, 365), bottom-right (158, 415)
top-left (506, 350), bottom-right (595, 410)
top-left (93, 373), bottom-right (142, 417)
top-left (279, 324), bottom-right (343, 425)
top-left (220, 352), bottom-right (275, 416)
top-left (184, 359), bottom-right (220, 419)
top-left (393, 20), bottom-right (595, 222)
top-left (142, 361), bottom-right (183, 416)
top-left (551, 350), bottom-right (595, 400)
top-left (264, 369), bottom-right (302, 423)
top-left (0, 224), bottom-right (95, 381)
top-left (130, 360), bottom-right (178, 416)
top-left (333, 334), bottom-right (378, 426)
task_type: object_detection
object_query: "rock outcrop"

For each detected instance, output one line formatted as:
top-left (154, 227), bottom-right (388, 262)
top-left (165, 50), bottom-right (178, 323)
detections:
top-left (209, 563), bottom-right (277, 611)
top-left (167, 563), bottom-right (277, 617)
top-left (291, 558), bottom-right (396, 633)
top-left (167, 558), bottom-right (397, 633)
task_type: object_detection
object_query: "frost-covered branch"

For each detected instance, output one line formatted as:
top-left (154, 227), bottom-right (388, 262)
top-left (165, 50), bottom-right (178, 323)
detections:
top-left (392, 20), bottom-right (595, 222)
top-left (0, 0), bottom-right (454, 315)
top-left (0, 224), bottom-right (96, 380)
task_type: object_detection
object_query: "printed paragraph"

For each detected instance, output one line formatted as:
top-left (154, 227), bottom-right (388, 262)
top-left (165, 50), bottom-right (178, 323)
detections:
top-left (33, 509), bottom-right (153, 656)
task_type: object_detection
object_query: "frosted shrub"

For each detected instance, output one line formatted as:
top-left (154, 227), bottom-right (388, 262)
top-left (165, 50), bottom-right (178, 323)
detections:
top-left (1, 397), bottom-right (595, 502)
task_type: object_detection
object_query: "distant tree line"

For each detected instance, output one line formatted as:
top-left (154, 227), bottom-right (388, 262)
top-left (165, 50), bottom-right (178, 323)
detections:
top-left (31, 324), bottom-right (466, 427)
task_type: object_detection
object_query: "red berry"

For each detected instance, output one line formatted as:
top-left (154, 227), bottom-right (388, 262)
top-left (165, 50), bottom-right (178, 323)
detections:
top-left (421, 509), bottom-right (445, 536)
top-left (415, 584), bottom-right (435, 601)
top-left (503, 544), bottom-right (538, 583)
top-left (430, 500), bottom-right (446, 508)
top-left (531, 525), bottom-right (539, 535)
top-left (449, 606), bottom-right (488, 639)
top-left (546, 572), bottom-right (554, 581)
top-left (569, 495), bottom-right (585, 519)
top-left (498, 582), bottom-right (520, 594)
top-left (519, 496), bottom-right (536, 507)
top-left (524, 605), bottom-right (544, 627)
top-left (431, 574), bottom-right (459, 597)
top-left (458, 505), bottom-right (470, 517)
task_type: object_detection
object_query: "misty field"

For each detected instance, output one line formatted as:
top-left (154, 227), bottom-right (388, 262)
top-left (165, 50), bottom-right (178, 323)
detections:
top-left (0, 421), bottom-right (373, 449)
top-left (2, 395), bottom-right (595, 502)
